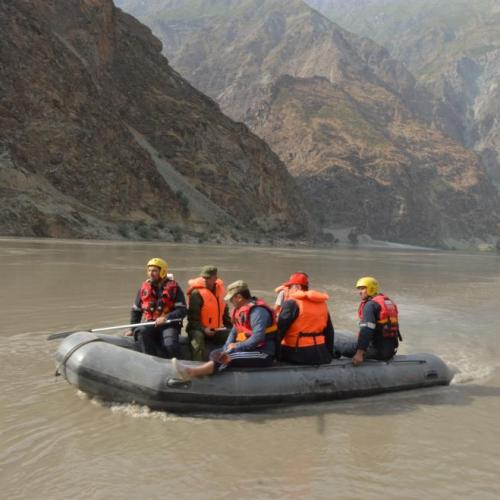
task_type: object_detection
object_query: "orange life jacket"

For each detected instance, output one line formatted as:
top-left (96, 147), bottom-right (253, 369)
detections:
top-left (139, 279), bottom-right (179, 321)
top-left (187, 277), bottom-right (226, 329)
top-left (232, 298), bottom-right (278, 345)
top-left (358, 293), bottom-right (400, 339)
top-left (281, 290), bottom-right (329, 348)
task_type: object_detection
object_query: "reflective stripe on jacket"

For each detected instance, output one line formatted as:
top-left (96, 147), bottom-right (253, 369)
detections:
top-left (358, 293), bottom-right (399, 338)
top-left (281, 290), bottom-right (329, 348)
top-left (187, 277), bottom-right (226, 329)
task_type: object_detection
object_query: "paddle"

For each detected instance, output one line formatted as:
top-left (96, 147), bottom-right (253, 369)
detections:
top-left (47, 319), bottom-right (182, 341)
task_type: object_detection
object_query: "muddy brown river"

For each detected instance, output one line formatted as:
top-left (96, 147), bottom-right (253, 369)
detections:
top-left (1, 238), bottom-right (499, 499)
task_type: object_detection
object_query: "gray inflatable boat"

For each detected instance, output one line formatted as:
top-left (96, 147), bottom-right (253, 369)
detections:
top-left (54, 331), bottom-right (454, 413)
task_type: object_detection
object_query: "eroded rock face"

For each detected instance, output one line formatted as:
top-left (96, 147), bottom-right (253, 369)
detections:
top-left (305, 0), bottom-right (500, 186)
top-left (116, 0), bottom-right (499, 246)
top-left (0, 0), bottom-right (314, 240)
top-left (253, 76), bottom-right (497, 245)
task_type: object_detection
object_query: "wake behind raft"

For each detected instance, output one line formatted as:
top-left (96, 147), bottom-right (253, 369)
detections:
top-left (54, 331), bottom-right (454, 413)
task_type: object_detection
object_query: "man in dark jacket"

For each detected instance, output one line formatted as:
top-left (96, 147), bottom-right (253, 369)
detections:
top-left (277, 272), bottom-right (334, 365)
top-left (125, 258), bottom-right (186, 358)
top-left (338, 276), bottom-right (400, 366)
top-left (186, 265), bottom-right (232, 360)
top-left (172, 280), bottom-right (276, 380)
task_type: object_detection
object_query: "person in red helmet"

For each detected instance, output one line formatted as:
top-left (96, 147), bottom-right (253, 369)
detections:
top-left (277, 272), bottom-right (334, 365)
top-left (274, 271), bottom-right (310, 315)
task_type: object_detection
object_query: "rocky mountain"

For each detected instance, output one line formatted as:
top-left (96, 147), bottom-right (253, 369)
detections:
top-left (305, 0), bottom-right (500, 186)
top-left (116, 0), bottom-right (498, 247)
top-left (0, 0), bottom-right (315, 242)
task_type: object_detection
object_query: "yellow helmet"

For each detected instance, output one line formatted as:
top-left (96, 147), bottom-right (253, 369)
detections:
top-left (146, 258), bottom-right (168, 280)
top-left (356, 276), bottom-right (379, 296)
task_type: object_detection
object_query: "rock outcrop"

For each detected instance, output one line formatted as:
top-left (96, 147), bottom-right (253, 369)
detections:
top-left (0, 0), bottom-right (315, 241)
top-left (306, 0), bottom-right (500, 186)
top-left (116, 0), bottom-right (499, 247)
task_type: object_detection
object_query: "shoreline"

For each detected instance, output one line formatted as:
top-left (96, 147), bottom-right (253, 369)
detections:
top-left (0, 233), bottom-right (498, 254)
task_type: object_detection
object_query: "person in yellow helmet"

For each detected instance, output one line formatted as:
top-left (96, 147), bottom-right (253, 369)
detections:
top-left (347, 276), bottom-right (401, 366)
top-left (125, 258), bottom-right (187, 358)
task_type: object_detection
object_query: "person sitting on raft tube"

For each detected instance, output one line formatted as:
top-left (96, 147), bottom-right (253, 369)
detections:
top-left (172, 280), bottom-right (277, 380)
top-left (277, 272), bottom-right (334, 365)
top-left (349, 276), bottom-right (402, 366)
top-left (125, 258), bottom-right (187, 359)
top-left (186, 265), bottom-right (232, 361)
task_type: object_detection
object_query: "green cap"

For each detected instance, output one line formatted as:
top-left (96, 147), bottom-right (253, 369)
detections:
top-left (224, 280), bottom-right (250, 301)
top-left (200, 265), bottom-right (218, 278)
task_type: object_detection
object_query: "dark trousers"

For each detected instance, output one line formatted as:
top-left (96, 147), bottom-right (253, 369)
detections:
top-left (134, 324), bottom-right (181, 358)
top-left (280, 344), bottom-right (333, 365)
top-left (335, 338), bottom-right (396, 361)
top-left (209, 348), bottom-right (274, 372)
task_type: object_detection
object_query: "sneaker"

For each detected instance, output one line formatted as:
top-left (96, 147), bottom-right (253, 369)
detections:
top-left (171, 358), bottom-right (191, 381)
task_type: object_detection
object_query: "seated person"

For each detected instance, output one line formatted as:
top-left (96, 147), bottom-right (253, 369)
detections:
top-left (186, 265), bottom-right (232, 361)
top-left (172, 280), bottom-right (276, 379)
top-left (278, 272), bottom-right (334, 365)
top-left (125, 257), bottom-right (186, 358)
top-left (338, 276), bottom-right (401, 365)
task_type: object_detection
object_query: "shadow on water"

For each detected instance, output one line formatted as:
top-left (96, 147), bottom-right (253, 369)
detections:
top-left (80, 378), bottom-right (500, 440)
top-left (89, 361), bottom-right (500, 430)
top-left (179, 380), bottom-right (500, 426)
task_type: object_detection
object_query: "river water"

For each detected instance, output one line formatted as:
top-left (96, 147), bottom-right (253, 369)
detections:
top-left (1, 238), bottom-right (499, 499)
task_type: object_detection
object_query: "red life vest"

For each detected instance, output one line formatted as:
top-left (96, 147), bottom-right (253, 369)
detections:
top-left (139, 279), bottom-right (179, 321)
top-left (358, 293), bottom-right (400, 339)
top-left (187, 277), bottom-right (226, 329)
top-left (232, 298), bottom-right (278, 345)
top-left (281, 290), bottom-right (329, 348)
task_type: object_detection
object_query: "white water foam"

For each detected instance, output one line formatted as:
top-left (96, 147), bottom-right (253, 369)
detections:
top-left (443, 352), bottom-right (495, 385)
top-left (76, 390), bottom-right (202, 422)
top-left (109, 403), bottom-right (181, 422)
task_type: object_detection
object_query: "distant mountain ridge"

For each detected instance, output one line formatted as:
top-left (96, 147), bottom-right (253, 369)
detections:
top-left (0, 0), bottom-right (315, 241)
top-left (116, 0), bottom-right (499, 247)
top-left (305, 0), bottom-right (500, 186)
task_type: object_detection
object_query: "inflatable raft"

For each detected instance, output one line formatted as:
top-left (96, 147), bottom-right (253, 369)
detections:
top-left (54, 331), bottom-right (454, 413)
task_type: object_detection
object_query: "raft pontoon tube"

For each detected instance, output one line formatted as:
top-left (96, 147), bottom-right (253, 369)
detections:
top-left (55, 331), bottom-right (454, 413)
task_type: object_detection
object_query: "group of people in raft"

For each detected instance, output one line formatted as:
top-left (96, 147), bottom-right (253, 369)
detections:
top-left (125, 258), bottom-right (402, 381)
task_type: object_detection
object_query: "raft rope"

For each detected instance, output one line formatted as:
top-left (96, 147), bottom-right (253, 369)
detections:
top-left (55, 337), bottom-right (103, 377)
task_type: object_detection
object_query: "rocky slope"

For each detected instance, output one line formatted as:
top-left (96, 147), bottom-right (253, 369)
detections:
top-left (0, 0), bottom-right (314, 241)
top-left (305, 0), bottom-right (500, 186)
top-left (116, 0), bottom-right (499, 247)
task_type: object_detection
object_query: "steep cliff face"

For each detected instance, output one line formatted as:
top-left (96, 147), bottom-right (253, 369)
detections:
top-left (253, 75), bottom-right (496, 244)
top-left (118, 0), bottom-right (434, 124)
top-left (116, 0), bottom-right (499, 246)
top-left (0, 0), bottom-right (314, 240)
top-left (305, 0), bottom-right (500, 186)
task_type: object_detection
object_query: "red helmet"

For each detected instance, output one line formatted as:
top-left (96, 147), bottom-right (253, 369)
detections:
top-left (282, 272), bottom-right (309, 288)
